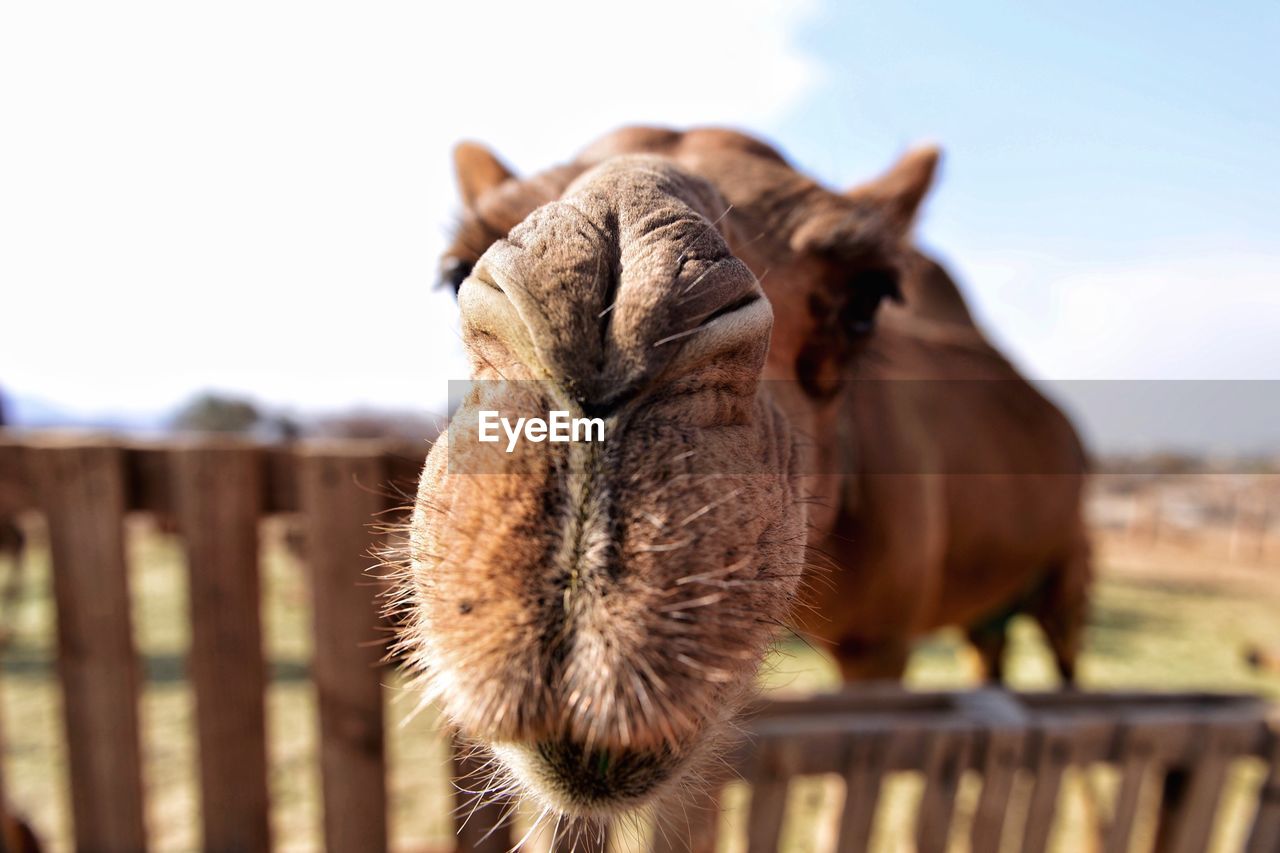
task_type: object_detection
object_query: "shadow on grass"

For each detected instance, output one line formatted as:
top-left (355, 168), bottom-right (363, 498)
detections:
top-left (1089, 600), bottom-right (1176, 633)
top-left (1087, 599), bottom-right (1181, 658)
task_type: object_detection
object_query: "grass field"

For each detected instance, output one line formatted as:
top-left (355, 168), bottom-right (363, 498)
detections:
top-left (2, 520), bottom-right (1278, 851)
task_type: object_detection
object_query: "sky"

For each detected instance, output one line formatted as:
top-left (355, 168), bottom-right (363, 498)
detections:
top-left (2, 1), bottom-right (1278, 432)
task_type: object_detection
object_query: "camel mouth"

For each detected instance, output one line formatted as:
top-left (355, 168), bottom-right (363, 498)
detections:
top-left (492, 738), bottom-right (680, 816)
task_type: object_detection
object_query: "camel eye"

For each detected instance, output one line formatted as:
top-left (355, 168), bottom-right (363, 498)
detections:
top-left (841, 268), bottom-right (902, 336)
top-left (439, 256), bottom-right (474, 293)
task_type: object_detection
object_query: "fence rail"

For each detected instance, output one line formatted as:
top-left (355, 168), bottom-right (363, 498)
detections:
top-left (0, 433), bottom-right (1277, 852)
top-left (730, 688), bottom-right (1279, 853)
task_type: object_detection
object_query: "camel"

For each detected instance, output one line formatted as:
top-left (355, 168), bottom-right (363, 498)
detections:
top-left (397, 127), bottom-right (1090, 819)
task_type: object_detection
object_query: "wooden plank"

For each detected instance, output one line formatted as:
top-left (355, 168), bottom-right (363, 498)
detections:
top-left (299, 449), bottom-right (389, 853)
top-left (173, 445), bottom-right (271, 852)
top-left (750, 687), bottom-right (959, 718)
top-left (739, 716), bottom-right (964, 775)
top-left (1018, 691), bottom-right (1265, 715)
top-left (1151, 768), bottom-right (1192, 853)
top-left (916, 728), bottom-right (973, 853)
top-left (1069, 719), bottom-right (1115, 847)
top-left (744, 740), bottom-right (796, 853)
top-left (969, 726), bottom-right (1027, 853)
top-left (0, 436), bottom-right (27, 517)
top-left (957, 690), bottom-right (1029, 853)
top-left (451, 735), bottom-right (516, 853)
top-left (0, 661), bottom-right (13, 853)
top-left (834, 731), bottom-right (889, 853)
top-left (1020, 729), bottom-right (1072, 853)
top-left (745, 687), bottom-right (1265, 723)
top-left (1246, 725), bottom-right (1280, 853)
top-left (1103, 745), bottom-right (1155, 853)
top-left (1153, 727), bottom-right (1236, 853)
top-left (26, 442), bottom-right (148, 852)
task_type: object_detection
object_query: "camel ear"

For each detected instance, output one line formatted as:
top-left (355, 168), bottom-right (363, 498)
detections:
top-left (453, 141), bottom-right (515, 208)
top-left (845, 145), bottom-right (941, 235)
top-left (789, 145), bottom-right (941, 258)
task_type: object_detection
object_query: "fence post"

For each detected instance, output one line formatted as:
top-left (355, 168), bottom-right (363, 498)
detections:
top-left (1246, 724), bottom-right (1280, 853)
top-left (916, 728), bottom-right (974, 853)
top-left (1020, 728), bottom-right (1072, 853)
top-left (174, 444), bottom-right (271, 852)
top-left (1154, 724), bottom-right (1243, 853)
top-left (744, 738), bottom-right (797, 853)
top-left (834, 731), bottom-right (888, 853)
top-left (26, 441), bottom-right (148, 852)
top-left (1103, 735), bottom-right (1156, 853)
top-left (0, 655), bottom-right (12, 847)
top-left (298, 446), bottom-right (389, 853)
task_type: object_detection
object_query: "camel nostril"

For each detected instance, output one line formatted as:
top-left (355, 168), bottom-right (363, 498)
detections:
top-left (531, 739), bottom-right (673, 807)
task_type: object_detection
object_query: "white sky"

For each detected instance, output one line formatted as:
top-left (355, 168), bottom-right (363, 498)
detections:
top-left (0, 0), bottom-right (818, 416)
top-left (2, 1), bottom-right (1277, 425)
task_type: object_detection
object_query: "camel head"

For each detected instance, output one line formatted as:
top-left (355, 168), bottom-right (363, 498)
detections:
top-left (399, 128), bottom-right (938, 819)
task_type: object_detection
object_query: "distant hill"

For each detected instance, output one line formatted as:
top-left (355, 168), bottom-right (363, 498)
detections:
top-left (1, 389), bottom-right (442, 443)
top-left (4, 391), bottom-right (169, 434)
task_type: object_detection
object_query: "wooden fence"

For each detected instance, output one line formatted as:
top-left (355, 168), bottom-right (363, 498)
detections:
top-left (0, 434), bottom-right (1277, 852)
top-left (728, 688), bottom-right (1279, 853)
top-left (0, 435), bottom-right (421, 853)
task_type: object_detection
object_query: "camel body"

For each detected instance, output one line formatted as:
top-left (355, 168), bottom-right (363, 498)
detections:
top-left (800, 253), bottom-right (1089, 680)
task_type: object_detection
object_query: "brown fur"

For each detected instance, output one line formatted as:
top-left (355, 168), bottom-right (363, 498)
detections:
top-left (404, 127), bottom-right (1091, 818)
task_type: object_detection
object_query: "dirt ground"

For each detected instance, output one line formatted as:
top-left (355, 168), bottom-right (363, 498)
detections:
top-left (2, 520), bottom-right (1278, 851)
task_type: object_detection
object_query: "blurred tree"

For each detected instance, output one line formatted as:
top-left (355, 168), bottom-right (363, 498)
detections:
top-left (269, 414), bottom-right (303, 442)
top-left (173, 393), bottom-right (262, 433)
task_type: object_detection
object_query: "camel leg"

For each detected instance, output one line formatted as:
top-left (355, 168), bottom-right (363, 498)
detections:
top-left (966, 620), bottom-right (1008, 684)
top-left (834, 637), bottom-right (912, 682)
top-left (1031, 541), bottom-right (1093, 687)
